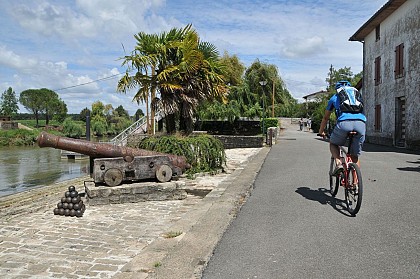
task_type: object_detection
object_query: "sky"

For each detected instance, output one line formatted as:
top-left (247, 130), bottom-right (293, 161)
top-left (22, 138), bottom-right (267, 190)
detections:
top-left (0, 0), bottom-right (387, 115)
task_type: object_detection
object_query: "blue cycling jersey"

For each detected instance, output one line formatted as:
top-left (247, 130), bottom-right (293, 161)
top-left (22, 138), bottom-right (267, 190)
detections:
top-left (326, 93), bottom-right (367, 122)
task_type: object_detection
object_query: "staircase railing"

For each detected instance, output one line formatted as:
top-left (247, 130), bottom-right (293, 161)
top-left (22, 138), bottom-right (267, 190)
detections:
top-left (109, 112), bottom-right (163, 146)
top-left (109, 116), bottom-right (148, 146)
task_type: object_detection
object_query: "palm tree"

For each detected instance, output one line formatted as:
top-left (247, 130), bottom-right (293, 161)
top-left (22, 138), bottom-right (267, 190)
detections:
top-left (118, 24), bottom-right (227, 134)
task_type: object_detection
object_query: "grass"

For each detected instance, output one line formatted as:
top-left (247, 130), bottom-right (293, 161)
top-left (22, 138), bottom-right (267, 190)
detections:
top-left (153, 262), bottom-right (162, 268)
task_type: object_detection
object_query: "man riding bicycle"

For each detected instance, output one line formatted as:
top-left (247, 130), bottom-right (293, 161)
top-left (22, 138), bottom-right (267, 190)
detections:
top-left (318, 80), bottom-right (366, 174)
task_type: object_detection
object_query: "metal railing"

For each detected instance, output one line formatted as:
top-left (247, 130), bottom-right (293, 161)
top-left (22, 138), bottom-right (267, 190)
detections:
top-left (109, 116), bottom-right (148, 146)
top-left (109, 113), bottom-right (162, 146)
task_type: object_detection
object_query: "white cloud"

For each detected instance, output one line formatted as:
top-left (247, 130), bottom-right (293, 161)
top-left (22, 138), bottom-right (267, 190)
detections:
top-left (281, 36), bottom-right (326, 58)
top-left (0, 46), bottom-right (38, 70)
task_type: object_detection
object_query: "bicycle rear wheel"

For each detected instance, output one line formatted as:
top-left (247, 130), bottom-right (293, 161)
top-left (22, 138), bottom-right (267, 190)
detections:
top-left (345, 163), bottom-right (363, 216)
top-left (329, 158), bottom-right (339, 196)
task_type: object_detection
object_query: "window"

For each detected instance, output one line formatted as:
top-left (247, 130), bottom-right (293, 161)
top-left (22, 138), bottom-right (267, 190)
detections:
top-left (395, 43), bottom-right (404, 78)
top-left (374, 56), bottom-right (381, 86)
top-left (375, 104), bottom-right (381, 131)
top-left (375, 25), bottom-right (380, 41)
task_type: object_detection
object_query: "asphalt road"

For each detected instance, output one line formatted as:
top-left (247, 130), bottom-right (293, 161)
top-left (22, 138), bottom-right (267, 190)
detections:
top-left (202, 127), bottom-right (420, 279)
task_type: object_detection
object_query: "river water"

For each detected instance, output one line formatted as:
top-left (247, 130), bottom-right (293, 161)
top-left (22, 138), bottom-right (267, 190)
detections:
top-left (0, 146), bottom-right (90, 197)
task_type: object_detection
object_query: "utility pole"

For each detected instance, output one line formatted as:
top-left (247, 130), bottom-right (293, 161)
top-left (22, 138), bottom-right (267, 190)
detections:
top-left (272, 80), bottom-right (275, 117)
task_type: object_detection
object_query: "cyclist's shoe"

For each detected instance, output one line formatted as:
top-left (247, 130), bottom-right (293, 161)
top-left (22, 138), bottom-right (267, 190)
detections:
top-left (331, 165), bottom-right (344, 176)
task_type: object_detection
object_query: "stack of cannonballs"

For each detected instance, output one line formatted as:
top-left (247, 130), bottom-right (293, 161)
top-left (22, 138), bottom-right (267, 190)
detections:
top-left (53, 186), bottom-right (85, 217)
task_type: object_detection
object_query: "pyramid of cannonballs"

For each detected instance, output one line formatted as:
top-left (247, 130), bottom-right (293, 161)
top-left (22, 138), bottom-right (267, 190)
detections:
top-left (53, 186), bottom-right (85, 217)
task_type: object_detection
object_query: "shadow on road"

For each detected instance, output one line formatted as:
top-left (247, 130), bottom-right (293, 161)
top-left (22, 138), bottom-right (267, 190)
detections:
top-left (295, 186), bottom-right (353, 217)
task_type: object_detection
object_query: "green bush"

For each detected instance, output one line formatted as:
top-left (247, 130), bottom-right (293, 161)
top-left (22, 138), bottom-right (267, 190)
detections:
top-left (0, 129), bottom-right (39, 146)
top-left (261, 118), bottom-right (279, 134)
top-left (62, 117), bottom-right (84, 138)
top-left (91, 119), bottom-right (107, 136)
top-left (129, 134), bottom-right (226, 175)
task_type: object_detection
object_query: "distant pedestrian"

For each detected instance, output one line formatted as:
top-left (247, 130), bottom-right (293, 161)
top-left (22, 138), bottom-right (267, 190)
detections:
top-left (306, 118), bottom-right (312, 132)
top-left (299, 118), bottom-right (304, 131)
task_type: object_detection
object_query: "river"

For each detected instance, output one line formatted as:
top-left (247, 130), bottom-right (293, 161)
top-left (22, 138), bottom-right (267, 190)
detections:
top-left (0, 145), bottom-right (90, 197)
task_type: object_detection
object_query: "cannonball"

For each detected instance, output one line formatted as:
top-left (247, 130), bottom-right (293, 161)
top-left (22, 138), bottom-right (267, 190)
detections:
top-left (61, 197), bottom-right (66, 203)
top-left (69, 209), bottom-right (76, 217)
top-left (68, 186), bottom-right (76, 192)
top-left (57, 202), bottom-right (63, 209)
top-left (75, 210), bottom-right (83, 217)
top-left (71, 196), bottom-right (80, 204)
top-left (70, 191), bottom-right (78, 198)
top-left (73, 203), bottom-right (80, 210)
top-left (65, 191), bottom-right (71, 198)
top-left (66, 197), bottom-right (72, 203)
top-left (62, 202), bottom-right (69, 209)
top-left (64, 209), bottom-right (70, 216)
top-left (53, 208), bottom-right (59, 215)
top-left (59, 208), bottom-right (65, 215)
top-left (67, 203), bottom-right (74, 210)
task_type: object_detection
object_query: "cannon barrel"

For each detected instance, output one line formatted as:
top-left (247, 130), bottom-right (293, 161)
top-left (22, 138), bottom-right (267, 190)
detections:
top-left (37, 132), bottom-right (190, 171)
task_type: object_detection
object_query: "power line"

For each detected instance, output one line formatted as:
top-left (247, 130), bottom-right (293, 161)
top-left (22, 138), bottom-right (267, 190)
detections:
top-left (53, 72), bottom-right (125, 92)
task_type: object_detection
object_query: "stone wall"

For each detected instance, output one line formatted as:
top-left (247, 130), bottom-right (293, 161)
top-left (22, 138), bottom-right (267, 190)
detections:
top-left (0, 121), bottom-right (18, 130)
top-left (213, 135), bottom-right (264, 149)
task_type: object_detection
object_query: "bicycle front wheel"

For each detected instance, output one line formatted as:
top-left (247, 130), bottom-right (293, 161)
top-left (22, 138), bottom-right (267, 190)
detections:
top-left (329, 158), bottom-right (339, 196)
top-left (345, 163), bottom-right (363, 216)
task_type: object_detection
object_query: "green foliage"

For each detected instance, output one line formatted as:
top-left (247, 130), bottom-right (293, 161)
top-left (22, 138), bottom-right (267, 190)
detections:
top-left (79, 107), bottom-right (90, 122)
top-left (118, 24), bottom-right (227, 134)
top-left (111, 116), bottom-right (132, 133)
top-left (115, 105), bottom-right (130, 118)
top-left (132, 134), bottom-right (226, 175)
top-left (219, 51), bottom-right (245, 86)
top-left (19, 88), bottom-right (67, 127)
top-left (0, 129), bottom-right (39, 146)
top-left (198, 59), bottom-right (298, 122)
top-left (135, 109), bottom-right (145, 119)
top-left (62, 117), bottom-right (84, 138)
top-left (325, 65), bottom-right (362, 92)
top-left (91, 117), bottom-right (107, 136)
top-left (0, 87), bottom-right (19, 116)
top-left (262, 118), bottom-right (279, 134)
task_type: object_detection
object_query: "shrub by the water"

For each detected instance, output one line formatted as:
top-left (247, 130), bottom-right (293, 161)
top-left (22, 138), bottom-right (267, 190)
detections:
top-left (0, 129), bottom-right (39, 146)
top-left (62, 118), bottom-right (84, 138)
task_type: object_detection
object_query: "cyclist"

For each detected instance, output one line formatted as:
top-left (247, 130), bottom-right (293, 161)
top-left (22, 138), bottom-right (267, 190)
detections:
top-left (318, 80), bottom-right (366, 174)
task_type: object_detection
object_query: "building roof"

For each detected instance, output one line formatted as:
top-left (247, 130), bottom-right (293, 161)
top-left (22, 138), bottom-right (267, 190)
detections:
top-left (302, 90), bottom-right (329, 101)
top-left (349, 0), bottom-right (407, 42)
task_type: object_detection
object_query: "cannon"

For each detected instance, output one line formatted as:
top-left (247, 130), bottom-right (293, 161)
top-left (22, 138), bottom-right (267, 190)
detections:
top-left (37, 132), bottom-right (190, 186)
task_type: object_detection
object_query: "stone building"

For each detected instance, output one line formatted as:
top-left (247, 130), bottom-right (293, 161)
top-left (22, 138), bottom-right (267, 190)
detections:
top-left (0, 116), bottom-right (18, 130)
top-left (350, 0), bottom-right (420, 149)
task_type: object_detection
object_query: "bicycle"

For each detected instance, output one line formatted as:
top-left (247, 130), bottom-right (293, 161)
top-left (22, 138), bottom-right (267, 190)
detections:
top-left (321, 131), bottom-right (363, 216)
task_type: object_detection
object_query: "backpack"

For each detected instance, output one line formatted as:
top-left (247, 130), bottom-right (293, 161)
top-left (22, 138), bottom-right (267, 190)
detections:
top-left (337, 86), bottom-right (363, 113)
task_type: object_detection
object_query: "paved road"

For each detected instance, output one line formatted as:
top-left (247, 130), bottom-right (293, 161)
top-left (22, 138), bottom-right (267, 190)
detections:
top-left (202, 127), bottom-right (420, 279)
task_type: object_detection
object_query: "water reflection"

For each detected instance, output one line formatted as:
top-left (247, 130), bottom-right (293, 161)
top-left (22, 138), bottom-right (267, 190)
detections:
top-left (0, 146), bottom-right (90, 197)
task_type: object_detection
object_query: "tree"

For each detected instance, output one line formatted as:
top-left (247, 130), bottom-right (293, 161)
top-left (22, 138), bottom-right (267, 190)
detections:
top-left (0, 87), bottom-right (19, 116)
top-left (19, 89), bottom-right (45, 127)
top-left (79, 107), bottom-right (91, 122)
top-left (135, 108), bottom-right (144, 119)
top-left (198, 58), bottom-right (298, 121)
top-left (219, 51), bottom-right (245, 86)
top-left (115, 105), bottom-right (129, 119)
top-left (118, 24), bottom-right (227, 135)
top-left (326, 65), bottom-right (362, 92)
top-left (19, 88), bottom-right (66, 127)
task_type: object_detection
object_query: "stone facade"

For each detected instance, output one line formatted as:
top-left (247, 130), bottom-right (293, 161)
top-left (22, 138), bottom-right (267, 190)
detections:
top-left (351, 0), bottom-right (420, 149)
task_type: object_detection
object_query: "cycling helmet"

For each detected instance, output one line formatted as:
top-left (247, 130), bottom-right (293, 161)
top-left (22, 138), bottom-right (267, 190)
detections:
top-left (335, 80), bottom-right (351, 90)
